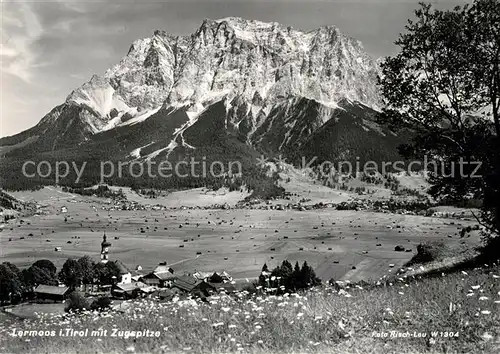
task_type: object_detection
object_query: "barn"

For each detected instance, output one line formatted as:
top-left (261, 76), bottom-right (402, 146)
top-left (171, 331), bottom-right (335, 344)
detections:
top-left (170, 275), bottom-right (215, 296)
top-left (111, 282), bottom-right (146, 299)
top-left (140, 263), bottom-right (175, 287)
top-left (34, 285), bottom-right (70, 302)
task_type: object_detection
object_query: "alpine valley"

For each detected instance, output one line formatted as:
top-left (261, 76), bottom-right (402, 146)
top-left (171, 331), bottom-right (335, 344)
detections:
top-left (0, 17), bottom-right (411, 190)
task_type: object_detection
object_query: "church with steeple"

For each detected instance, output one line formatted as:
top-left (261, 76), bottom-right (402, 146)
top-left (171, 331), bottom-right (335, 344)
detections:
top-left (99, 234), bottom-right (131, 284)
top-left (101, 234), bottom-right (111, 263)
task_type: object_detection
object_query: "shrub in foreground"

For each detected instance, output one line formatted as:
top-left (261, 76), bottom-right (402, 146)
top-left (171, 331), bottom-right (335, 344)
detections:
top-left (90, 296), bottom-right (112, 311)
top-left (64, 291), bottom-right (89, 313)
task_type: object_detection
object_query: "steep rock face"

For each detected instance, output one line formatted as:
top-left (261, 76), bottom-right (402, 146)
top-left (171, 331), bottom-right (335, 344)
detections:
top-left (1, 17), bottom-right (386, 167)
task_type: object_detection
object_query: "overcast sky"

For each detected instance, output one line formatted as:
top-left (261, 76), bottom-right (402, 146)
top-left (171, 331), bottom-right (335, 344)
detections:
top-left (1, 0), bottom-right (467, 137)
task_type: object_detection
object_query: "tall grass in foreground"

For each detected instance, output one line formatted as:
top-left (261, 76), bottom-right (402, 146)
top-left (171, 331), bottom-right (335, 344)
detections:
top-left (1, 265), bottom-right (499, 354)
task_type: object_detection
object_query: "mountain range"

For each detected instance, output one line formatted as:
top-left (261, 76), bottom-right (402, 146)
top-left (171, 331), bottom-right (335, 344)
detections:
top-left (0, 17), bottom-right (410, 189)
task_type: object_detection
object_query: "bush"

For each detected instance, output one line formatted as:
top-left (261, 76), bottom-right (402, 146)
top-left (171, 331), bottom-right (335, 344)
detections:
top-left (64, 291), bottom-right (89, 313)
top-left (90, 296), bottom-right (112, 311)
top-left (407, 241), bottom-right (444, 265)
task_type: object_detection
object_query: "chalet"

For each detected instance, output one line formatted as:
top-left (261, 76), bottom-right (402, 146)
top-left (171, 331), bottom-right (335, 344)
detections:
top-left (194, 271), bottom-right (233, 283)
top-left (155, 288), bottom-right (183, 301)
top-left (209, 271), bottom-right (233, 283)
top-left (140, 262), bottom-right (175, 287)
top-left (34, 285), bottom-right (70, 302)
top-left (113, 260), bottom-right (132, 284)
top-left (140, 271), bottom-right (175, 287)
top-left (153, 263), bottom-right (174, 274)
top-left (111, 282), bottom-right (146, 299)
top-left (170, 275), bottom-right (215, 295)
top-left (193, 271), bottom-right (212, 281)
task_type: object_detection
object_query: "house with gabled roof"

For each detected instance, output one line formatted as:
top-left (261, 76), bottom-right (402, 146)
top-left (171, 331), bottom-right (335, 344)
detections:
top-left (140, 262), bottom-right (176, 287)
top-left (170, 275), bottom-right (215, 295)
top-left (111, 281), bottom-right (146, 299)
top-left (34, 285), bottom-right (70, 302)
top-left (113, 260), bottom-right (132, 284)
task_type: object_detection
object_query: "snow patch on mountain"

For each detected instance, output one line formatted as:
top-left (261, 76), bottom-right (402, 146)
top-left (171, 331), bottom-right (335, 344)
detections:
top-left (129, 142), bottom-right (155, 159)
top-left (24, 17), bottom-right (382, 149)
top-left (120, 106), bottom-right (162, 127)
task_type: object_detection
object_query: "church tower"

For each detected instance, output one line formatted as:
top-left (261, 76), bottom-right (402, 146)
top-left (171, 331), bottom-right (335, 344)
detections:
top-left (101, 234), bottom-right (111, 264)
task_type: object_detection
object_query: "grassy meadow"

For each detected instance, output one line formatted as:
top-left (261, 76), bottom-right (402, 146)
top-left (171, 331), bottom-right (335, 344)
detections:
top-left (1, 264), bottom-right (499, 354)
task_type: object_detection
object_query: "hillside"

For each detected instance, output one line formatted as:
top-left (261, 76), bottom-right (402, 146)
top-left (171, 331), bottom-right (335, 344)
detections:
top-left (1, 264), bottom-right (499, 353)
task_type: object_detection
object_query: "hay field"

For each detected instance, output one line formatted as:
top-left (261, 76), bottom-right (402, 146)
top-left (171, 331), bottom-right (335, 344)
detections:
top-left (0, 189), bottom-right (480, 281)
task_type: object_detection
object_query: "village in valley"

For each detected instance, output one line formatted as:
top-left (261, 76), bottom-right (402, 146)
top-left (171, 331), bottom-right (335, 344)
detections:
top-left (1, 1), bottom-right (499, 353)
top-left (31, 233), bottom-right (238, 306)
top-left (0, 182), bottom-right (483, 317)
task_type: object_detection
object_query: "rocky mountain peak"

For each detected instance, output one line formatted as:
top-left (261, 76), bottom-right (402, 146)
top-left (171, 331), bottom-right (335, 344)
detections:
top-left (16, 17), bottom-right (383, 145)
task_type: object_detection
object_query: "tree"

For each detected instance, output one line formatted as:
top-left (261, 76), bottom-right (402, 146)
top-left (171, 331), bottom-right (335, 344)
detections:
top-left (23, 266), bottom-right (58, 289)
top-left (0, 263), bottom-right (23, 304)
top-left (257, 260), bottom-right (321, 293)
top-left (23, 259), bottom-right (58, 290)
top-left (32, 260), bottom-right (57, 276)
top-left (59, 259), bottom-right (83, 290)
top-left (299, 261), bottom-right (321, 288)
top-left (90, 296), bottom-right (112, 311)
top-left (378, 0), bottom-right (500, 256)
top-left (64, 291), bottom-right (89, 313)
top-left (77, 256), bottom-right (96, 290)
top-left (258, 263), bottom-right (269, 288)
top-left (291, 261), bottom-right (303, 290)
top-left (93, 262), bottom-right (121, 286)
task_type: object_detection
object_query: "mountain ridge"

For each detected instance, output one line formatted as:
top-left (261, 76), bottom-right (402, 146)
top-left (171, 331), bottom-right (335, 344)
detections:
top-left (0, 17), bottom-right (409, 191)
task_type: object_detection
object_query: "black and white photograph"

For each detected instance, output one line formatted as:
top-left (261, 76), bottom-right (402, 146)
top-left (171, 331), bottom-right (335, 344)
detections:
top-left (0, 0), bottom-right (499, 353)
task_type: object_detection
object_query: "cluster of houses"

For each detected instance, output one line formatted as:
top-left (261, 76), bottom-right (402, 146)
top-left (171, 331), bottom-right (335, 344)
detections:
top-left (33, 260), bottom-right (235, 303)
top-left (33, 235), bottom-right (236, 303)
top-left (111, 261), bottom-right (235, 300)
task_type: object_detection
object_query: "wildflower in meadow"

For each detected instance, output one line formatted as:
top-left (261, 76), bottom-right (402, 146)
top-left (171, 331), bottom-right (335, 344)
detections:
top-left (482, 332), bottom-right (494, 341)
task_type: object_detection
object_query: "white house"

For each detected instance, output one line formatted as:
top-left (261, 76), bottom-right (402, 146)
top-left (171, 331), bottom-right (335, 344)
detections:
top-left (113, 260), bottom-right (132, 284)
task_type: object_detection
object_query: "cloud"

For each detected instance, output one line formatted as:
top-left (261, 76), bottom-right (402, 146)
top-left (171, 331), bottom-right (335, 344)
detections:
top-left (1, 2), bottom-right (44, 83)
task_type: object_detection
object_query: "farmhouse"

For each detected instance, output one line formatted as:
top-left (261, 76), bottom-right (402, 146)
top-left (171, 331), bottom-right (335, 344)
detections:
top-left (113, 260), bottom-right (132, 284)
top-left (153, 263), bottom-right (174, 274)
top-left (193, 271), bottom-right (212, 281)
top-left (111, 282), bottom-right (146, 299)
top-left (170, 275), bottom-right (215, 295)
top-left (193, 271), bottom-right (233, 283)
top-left (140, 263), bottom-right (175, 287)
top-left (34, 285), bottom-right (70, 302)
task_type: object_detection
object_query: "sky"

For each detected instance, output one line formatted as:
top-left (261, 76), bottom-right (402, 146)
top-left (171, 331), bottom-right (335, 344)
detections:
top-left (0, 0), bottom-right (467, 137)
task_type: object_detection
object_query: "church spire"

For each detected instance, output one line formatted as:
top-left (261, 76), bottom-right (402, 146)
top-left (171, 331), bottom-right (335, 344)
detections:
top-left (101, 233), bottom-right (111, 263)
